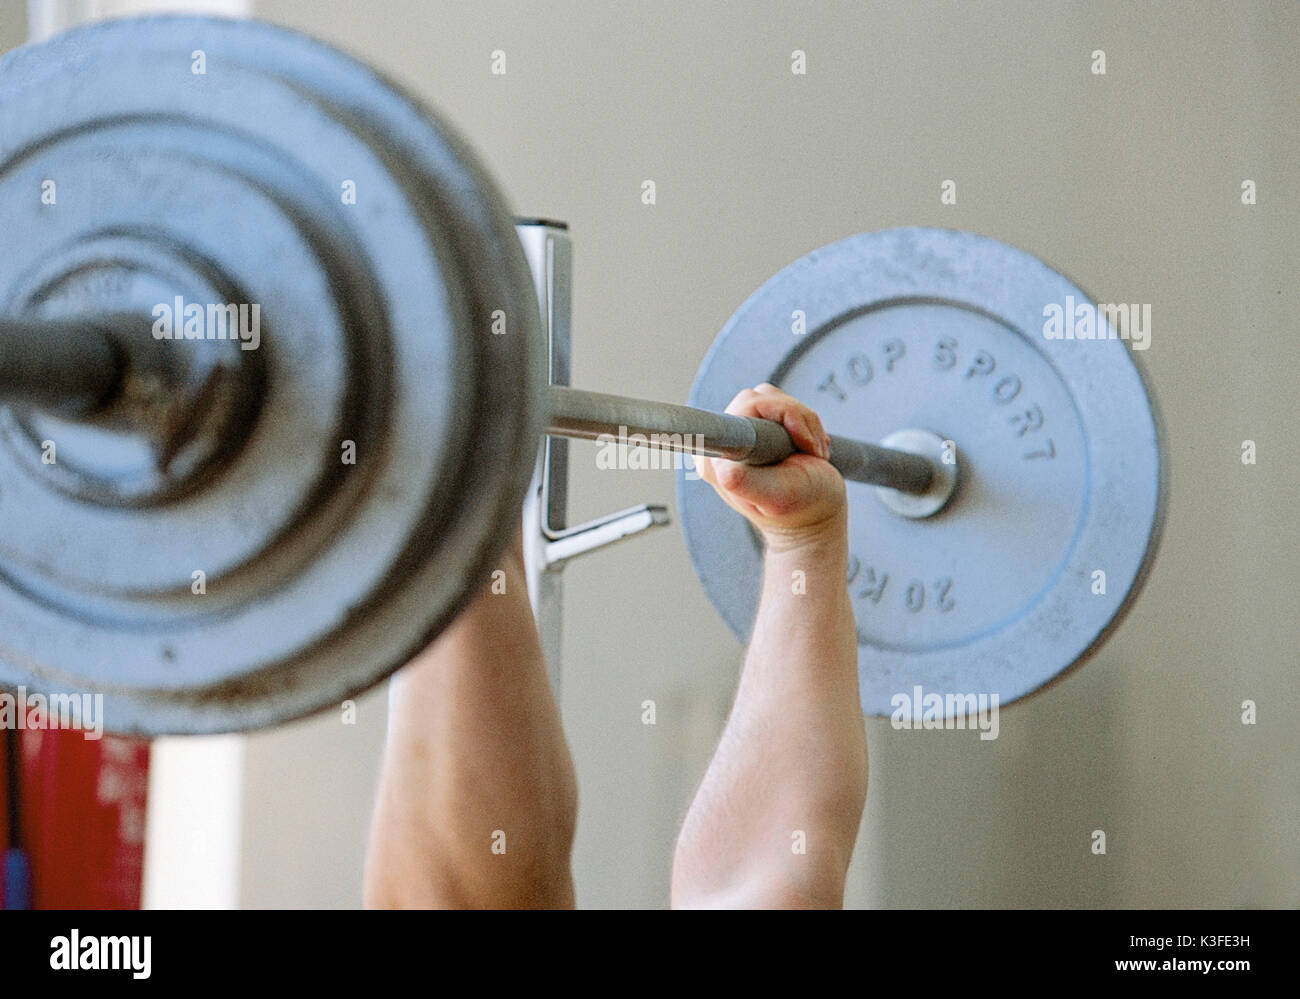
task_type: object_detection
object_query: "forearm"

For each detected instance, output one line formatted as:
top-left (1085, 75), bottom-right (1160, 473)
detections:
top-left (364, 554), bottom-right (577, 909)
top-left (672, 516), bottom-right (867, 907)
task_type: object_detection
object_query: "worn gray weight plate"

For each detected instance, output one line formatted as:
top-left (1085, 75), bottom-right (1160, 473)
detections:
top-left (0, 16), bottom-right (543, 734)
top-left (679, 227), bottom-right (1165, 716)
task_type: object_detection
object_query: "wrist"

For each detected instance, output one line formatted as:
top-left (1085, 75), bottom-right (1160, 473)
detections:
top-left (760, 508), bottom-right (849, 562)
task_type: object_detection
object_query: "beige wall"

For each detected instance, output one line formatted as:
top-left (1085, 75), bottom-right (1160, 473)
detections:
top-left (7, 1), bottom-right (1293, 907)
top-left (0, 5), bottom-right (24, 47)
top-left (241, 0), bottom-right (1297, 908)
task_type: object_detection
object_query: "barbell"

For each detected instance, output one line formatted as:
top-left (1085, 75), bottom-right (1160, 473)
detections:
top-left (0, 16), bottom-right (1164, 734)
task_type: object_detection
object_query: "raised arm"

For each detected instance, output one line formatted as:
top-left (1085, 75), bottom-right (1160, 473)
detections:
top-left (363, 534), bottom-right (578, 908)
top-left (672, 384), bottom-right (867, 908)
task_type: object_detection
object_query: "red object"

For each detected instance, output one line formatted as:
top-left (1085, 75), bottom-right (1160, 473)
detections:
top-left (13, 729), bottom-right (150, 909)
top-left (0, 733), bottom-right (10, 850)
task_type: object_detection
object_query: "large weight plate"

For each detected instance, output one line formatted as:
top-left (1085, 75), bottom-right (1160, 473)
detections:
top-left (0, 17), bottom-right (543, 733)
top-left (680, 227), bottom-right (1165, 715)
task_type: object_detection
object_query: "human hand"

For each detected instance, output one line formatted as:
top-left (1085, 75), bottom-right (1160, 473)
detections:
top-left (693, 384), bottom-right (846, 554)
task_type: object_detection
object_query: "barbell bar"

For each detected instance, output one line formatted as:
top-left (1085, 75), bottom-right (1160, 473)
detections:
top-left (0, 313), bottom-right (943, 498)
top-left (544, 386), bottom-right (942, 497)
top-left (0, 314), bottom-right (124, 418)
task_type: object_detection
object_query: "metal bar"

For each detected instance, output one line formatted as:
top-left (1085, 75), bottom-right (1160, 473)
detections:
top-left (545, 385), bottom-right (935, 494)
top-left (0, 315), bottom-right (126, 418)
top-left (517, 221), bottom-right (671, 695)
top-left (518, 222), bottom-right (570, 692)
top-left (543, 504), bottom-right (670, 565)
top-left (1, 306), bottom-right (935, 495)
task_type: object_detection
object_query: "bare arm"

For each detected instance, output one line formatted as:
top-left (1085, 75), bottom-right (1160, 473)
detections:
top-left (363, 536), bottom-right (578, 908)
top-left (672, 385), bottom-right (867, 908)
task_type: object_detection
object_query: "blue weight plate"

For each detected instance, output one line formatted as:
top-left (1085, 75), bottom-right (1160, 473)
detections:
top-left (680, 227), bottom-right (1165, 716)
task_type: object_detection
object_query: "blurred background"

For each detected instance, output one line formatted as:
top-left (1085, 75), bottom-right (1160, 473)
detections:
top-left (2, 0), bottom-right (1296, 908)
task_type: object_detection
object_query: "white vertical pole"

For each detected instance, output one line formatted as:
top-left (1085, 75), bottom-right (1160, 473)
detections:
top-left (141, 736), bottom-right (245, 909)
top-left (27, 0), bottom-right (251, 42)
